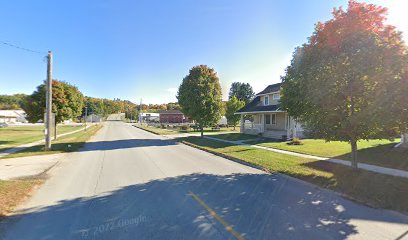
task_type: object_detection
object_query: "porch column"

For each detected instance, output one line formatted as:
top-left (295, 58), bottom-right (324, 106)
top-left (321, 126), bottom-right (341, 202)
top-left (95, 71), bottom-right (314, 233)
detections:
top-left (292, 117), bottom-right (297, 139)
top-left (286, 114), bottom-right (291, 138)
top-left (240, 114), bottom-right (244, 133)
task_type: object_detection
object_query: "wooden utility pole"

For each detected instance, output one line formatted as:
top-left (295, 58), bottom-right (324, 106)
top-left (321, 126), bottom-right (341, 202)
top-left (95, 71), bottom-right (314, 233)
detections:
top-left (45, 51), bottom-right (53, 150)
top-left (84, 106), bottom-right (88, 131)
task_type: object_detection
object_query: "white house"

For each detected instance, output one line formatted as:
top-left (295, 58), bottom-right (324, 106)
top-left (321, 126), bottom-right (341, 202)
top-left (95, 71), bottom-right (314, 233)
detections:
top-left (235, 83), bottom-right (303, 139)
top-left (0, 110), bottom-right (28, 124)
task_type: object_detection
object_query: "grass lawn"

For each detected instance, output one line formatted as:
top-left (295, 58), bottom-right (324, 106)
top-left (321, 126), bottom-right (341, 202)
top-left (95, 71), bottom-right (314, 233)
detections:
top-left (255, 139), bottom-right (408, 171)
top-left (135, 125), bottom-right (181, 135)
top-left (0, 124), bottom-right (102, 159)
top-left (207, 133), bottom-right (258, 141)
top-left (135, 124), bottom-right (238, 135)
top-left (181, 136), bottom-right (408, 214)
top-left (0, 179), bottom-right (42, 218)
top-left (0, 125), bottom-right (84, 152)
top-left (186, 127), bottom-right (239, 135)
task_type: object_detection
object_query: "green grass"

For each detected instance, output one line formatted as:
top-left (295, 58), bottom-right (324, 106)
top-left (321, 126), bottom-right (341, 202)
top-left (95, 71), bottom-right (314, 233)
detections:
top-left (0, 124), bottom-right (102, 159)
top-left (182, 136), bottom-right (408, 214)
top-left (0, 125), bottom-right (84, 152)
top-left (207, 133), bottom-right (258, 141)
top-left (135, 125), bottom-right (181, 135)
top-left (186, 127), bottom-right (239, 135)
top-left (135, 124), bottom-right (238, 135)
top-left (255, 139), bottom-right (408, 171)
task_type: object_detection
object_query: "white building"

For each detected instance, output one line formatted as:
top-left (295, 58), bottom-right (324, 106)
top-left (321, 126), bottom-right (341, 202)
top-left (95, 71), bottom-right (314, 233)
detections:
top-left (139, 113), bottom-right (159, 123)
top-left (0, 110), bottom-right (28, 124)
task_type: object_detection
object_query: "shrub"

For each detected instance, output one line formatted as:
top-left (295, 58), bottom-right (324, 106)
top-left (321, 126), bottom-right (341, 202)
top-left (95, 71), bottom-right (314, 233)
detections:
top-left (287, 138), bottom-right (303, 145)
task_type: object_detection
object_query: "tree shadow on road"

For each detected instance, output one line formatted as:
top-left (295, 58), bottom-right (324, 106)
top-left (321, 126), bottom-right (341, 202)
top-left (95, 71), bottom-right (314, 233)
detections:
top-left (80, 139), bottom-right (179, 152)
top-left (1, 173), bottom-right (407, 240)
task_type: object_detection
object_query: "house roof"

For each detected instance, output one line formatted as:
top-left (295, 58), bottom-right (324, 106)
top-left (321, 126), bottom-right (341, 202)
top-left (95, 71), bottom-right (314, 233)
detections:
top-left (158, 110), bottom-right (184, 115)
top-left (256, 83), bottom-right (282, 95)
top-left (236, 96), bottom-right (282, 113)
top-left (0, 110), bottom-right (24, 117)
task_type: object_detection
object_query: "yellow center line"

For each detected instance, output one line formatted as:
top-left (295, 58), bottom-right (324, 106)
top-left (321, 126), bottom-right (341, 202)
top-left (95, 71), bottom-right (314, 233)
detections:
top-left (188, 191), bottom-right (246, 240)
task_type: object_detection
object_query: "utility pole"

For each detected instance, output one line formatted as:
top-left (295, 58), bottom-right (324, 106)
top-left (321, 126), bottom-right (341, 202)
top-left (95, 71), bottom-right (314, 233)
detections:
top-left (139, 98), bottom-right (143, 124)
top-left (84, 106), bottom-right (88, 131)
top-left (45, 51), bottom-right (53, 150)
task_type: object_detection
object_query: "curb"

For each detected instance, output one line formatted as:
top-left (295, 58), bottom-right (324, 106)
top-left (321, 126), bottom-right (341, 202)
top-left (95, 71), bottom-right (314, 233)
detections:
top-left (180, 139), bottom-right (408, 217)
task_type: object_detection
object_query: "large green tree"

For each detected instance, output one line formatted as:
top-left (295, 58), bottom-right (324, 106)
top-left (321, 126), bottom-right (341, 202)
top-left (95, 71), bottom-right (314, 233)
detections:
top-left (22, 80), bottom-right (84, 124)
top-left (228, 82), bottom-right (255, 104)
top-left (280, 1), bottom-right (407, 168)
top-left (226, 96), bottom-right (245, 130)
top-left (177, 65), bottom-right (223, 137)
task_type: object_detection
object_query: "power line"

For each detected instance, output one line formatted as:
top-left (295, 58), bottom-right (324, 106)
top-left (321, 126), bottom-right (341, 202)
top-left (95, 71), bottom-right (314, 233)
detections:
top-left (0, 40), bottom-right (47, 54)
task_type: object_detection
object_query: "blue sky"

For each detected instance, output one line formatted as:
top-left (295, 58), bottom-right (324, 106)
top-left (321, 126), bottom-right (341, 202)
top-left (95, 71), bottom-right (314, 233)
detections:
top-left (0, 0), bottom-right (406, 104)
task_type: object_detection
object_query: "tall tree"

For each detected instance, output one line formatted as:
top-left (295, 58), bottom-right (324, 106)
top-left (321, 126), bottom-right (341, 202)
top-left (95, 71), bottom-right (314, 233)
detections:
top-left (226, 96), bottom-right (245, 130)
top-left (280, 1), bottom-right (407, 168)
top-left (22, 80), bottom-right (84, 124)
top-left (228, 82), bottom-right (255, 104)
top-left (177, 65), bottom-right (223, 137)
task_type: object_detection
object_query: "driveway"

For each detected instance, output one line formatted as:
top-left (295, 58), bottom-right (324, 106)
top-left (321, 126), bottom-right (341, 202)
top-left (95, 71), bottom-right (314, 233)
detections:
top-left (1, 121), bottom-right (407, 240)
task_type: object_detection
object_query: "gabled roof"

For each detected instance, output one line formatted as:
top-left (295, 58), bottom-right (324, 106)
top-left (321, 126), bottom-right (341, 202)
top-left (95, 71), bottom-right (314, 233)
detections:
top-left (236, 96), bottom-right (281, 113)
top-left (256, 83), bottom-right (282, 95)
top-left (0, 110), bottom-right (23, 117)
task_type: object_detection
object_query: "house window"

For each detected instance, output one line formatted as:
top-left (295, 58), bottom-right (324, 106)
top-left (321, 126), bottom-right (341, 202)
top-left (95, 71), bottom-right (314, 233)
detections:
top-left (273, 93), bottom-right (280, 100)
top-left (271, 113), bottom-right (276, 125)
top-left (264, 96), bottom-right (269, 105)
top-left (265, 114), bottom-right (271, 124)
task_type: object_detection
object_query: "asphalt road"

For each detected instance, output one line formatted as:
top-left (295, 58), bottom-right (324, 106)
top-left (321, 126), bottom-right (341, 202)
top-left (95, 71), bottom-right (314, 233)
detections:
top-left (2, 121), bottom-right (407, 240)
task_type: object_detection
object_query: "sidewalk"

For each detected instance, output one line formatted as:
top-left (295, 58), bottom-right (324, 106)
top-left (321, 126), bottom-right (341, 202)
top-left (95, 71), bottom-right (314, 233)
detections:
top-left (0, 127), bottom-right (86, 158)
top-left (0, 154), bottom-right (65, 180)
top-left (204, 136), bottom-right (408, 179)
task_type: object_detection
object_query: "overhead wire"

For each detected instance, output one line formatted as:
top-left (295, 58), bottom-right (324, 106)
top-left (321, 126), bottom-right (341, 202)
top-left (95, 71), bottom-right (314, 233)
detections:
top-left (0, 40), bottom-right (47, 54)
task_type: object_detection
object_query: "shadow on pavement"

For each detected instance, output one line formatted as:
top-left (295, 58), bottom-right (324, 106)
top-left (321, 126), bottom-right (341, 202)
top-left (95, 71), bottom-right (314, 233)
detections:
top-left (80, 139), bottom-right (179, 152)
top-left (2, 173), bottom-right (407, 240)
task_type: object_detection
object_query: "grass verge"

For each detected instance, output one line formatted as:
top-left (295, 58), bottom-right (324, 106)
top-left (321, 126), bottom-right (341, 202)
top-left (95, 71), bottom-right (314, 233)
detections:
top-left (181, 136), bottom-right (408, 214)
top-left (0, 179), bottom-right (43, 219)
top-left (134, 125), bottom-right (180, 135)
top-left (0, 125), bottom-right (84, 152)
top-left (0, 124), bottom-right (103, 159)
top-left (254, 139), bottom-right (408, 171)
top-left (134, 124), bottom-right (238, 136)
top-left (207, 133), bottom-right (258, 141)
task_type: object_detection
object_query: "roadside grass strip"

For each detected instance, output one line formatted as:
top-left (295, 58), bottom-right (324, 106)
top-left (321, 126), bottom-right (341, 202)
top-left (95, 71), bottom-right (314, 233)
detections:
top-left (182, 136), bottom-right (408, 214)
top-left (0, 124), bottom-right (103, 159)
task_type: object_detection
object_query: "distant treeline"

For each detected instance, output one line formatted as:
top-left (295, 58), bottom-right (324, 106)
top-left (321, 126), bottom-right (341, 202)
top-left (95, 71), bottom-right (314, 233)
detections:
top-left (0, 94), bottom-right (28, 110)
top-left (0, 94), bottom-right (181, 117)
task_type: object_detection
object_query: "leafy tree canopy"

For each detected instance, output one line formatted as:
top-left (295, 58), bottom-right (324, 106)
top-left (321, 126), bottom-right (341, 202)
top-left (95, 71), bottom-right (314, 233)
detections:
top-left (280, 0), bottom-right (408, 167)
top-left (22, 80), bottom-right (84, 123)
top-left (226, 96), bottom-right (245, 130)
top-left (177, 65), bottom-right (223, 136)
top-left (228, 82), bottom-right (255, 104)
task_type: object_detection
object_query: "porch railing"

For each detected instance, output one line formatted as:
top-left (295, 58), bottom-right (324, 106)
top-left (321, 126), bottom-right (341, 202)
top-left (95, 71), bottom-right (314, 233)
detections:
top-left (244, 122), bottom-right (264, 133)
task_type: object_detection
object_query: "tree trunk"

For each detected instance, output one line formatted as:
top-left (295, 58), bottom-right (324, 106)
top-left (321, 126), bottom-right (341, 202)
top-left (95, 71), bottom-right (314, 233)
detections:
top-left (54, 121), bottom-right (57, 140)
top-left (200, 127), bottom-right (204, 138)
top-left (233, 124), bottom-right (236, 130)
top-left (350, 139), bottom-right (358, 169)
